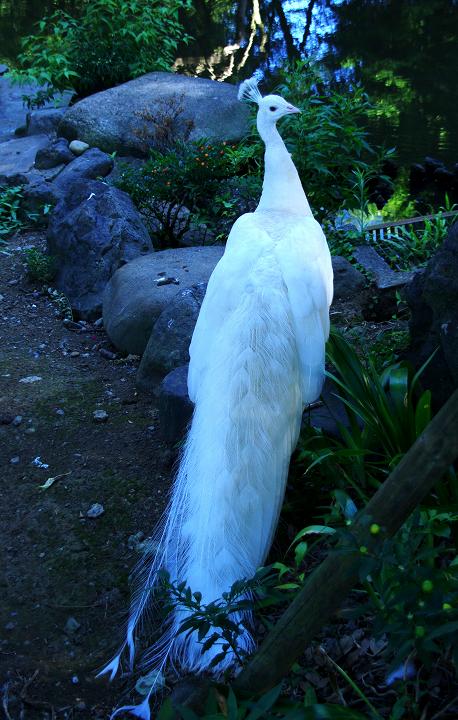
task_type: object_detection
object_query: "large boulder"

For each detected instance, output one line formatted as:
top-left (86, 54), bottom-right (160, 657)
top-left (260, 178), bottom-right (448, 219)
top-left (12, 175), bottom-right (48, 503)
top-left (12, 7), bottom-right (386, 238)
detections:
top-left (0, 134), bottom-right (50, 185)
top-left (22, 147), bottom-right (114, 212)
top-left (58, 72), bottom-right (250, 156)
top-left (136, 283), bottom-right (206, 387)
top-left (103, 247), bottom-right (224, 355)
top-left (47, 181), bottom-right (153, 319)
top-left (332, 256), bottom-right (366, 300)
top-left (157, 365), bottom-right (194, 443)
top-left (405, 222), bottom-right (458, 407)
top-left (26, 108), bottom-right (66, 136)
top-left (34, 138), bottom-right (74, 170)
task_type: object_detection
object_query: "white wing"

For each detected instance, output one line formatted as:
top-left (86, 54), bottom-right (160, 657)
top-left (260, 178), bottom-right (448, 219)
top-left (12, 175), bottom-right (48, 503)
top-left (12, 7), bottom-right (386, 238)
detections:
top-left (273, 215), bottom-right (333, 403)
top-left (188, 213), bottom-right (273, 402)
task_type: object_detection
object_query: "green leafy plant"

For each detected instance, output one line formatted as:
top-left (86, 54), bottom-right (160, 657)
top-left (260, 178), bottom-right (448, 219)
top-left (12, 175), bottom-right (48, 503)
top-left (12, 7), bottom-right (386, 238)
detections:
top-left (116, 139), bottom-right (260, 248)
top-left (159, 567), bottom-right (280, 671)
top-left (358, 510), bottom-right (458, 674)
top-left (172, 685), bottom-right (377, 720)
top-left (275, 60), bottom-right (393, 218)
top-left (375, 200), bottom-right (458, 270)
top-left (24, 248), bottom-right (57, 283)
top-left (0, 185), bottom-right (24, 245)
top-left (11, 0), bottom-right (193, 106)
top-left (298, 330), bottom-right (434, 500)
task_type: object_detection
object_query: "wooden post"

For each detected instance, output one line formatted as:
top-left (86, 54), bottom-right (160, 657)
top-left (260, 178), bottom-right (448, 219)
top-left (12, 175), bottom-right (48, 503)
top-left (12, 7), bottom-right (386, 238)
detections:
top-left (234, 389), bottom-right (458, 695)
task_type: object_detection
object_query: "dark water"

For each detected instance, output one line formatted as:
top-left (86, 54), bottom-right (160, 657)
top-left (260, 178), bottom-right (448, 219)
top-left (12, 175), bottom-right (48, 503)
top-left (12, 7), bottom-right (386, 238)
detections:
top-left (1, 0), bottom-right (457, 166)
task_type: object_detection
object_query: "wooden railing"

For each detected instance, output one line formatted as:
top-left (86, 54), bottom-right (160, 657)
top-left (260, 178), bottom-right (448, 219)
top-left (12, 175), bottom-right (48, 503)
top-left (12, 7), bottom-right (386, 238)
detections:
top-left (364, 209), bottom-right (457, 244)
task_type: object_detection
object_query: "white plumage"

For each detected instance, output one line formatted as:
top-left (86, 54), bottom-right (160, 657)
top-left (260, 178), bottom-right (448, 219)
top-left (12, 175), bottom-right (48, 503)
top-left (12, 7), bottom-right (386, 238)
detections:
top-left (100, 77), bottom-right (333, 719)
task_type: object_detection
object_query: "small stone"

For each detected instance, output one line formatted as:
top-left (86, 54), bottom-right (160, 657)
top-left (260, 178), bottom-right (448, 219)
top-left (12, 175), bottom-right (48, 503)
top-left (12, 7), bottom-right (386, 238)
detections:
top-left (5, 622), bottom-right (15, 631)
top-left (94, 317), bottom-right (104, 328)
top-left (56, 409), bottom-right (65, 416)
top-left (71, 675), bottom-right (80, 685)
top-left (69, 140), bottom-right (90, 156)
top-left (65, 616), bottom-right (81, 634)
top-left (127, 531), bottom-right (146, 552)
top-left (19, 375), bottom-right (42, 383)
top-left (156, 276), bottom-right (180, 286)
top-left (24, 427), bottom-right (36, 434)
top-left (99, 348), bottom-right (117, 361)
top-left (10, 456), bottom-right (20, 465)
top-left (75, 701), bottom-right (86, 711)
top-left (70, 351), bottom-right (80, 358)
top-left (87, 502), bottom-right (104, 518)
top-left (7, 279), bottom-right (18, 286)
top-left (63, 319), bottom-right (83, 332)
top-left (0, 294), bottom-right (4, 301)
top-left (12, 415), bottom-right (22, 426)
top-left (92, 409), bottom-right (108, 423)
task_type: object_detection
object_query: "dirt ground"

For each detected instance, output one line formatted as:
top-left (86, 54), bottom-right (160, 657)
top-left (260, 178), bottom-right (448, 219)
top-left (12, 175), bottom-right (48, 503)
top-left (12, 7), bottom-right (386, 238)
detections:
top-left (0, 231), bottom-right (174, 719)
top-left (0, 231), bottom-right (423, 720)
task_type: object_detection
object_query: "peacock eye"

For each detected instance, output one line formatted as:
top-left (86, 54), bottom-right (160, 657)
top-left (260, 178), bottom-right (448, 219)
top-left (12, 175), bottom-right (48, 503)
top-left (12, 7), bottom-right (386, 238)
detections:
top-left (269, 106), bottom-right (277, 111)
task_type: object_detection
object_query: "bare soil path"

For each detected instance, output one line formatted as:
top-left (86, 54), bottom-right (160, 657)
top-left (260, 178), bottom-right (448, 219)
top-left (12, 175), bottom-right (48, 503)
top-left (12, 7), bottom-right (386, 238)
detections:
top-left (0, 231), bottom-right (172, 719)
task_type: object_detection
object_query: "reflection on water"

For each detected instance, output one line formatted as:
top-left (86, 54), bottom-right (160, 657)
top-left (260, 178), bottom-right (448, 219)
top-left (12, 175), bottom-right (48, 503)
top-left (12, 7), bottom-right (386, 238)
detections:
top-left (1, 0), bottom-right (457, 165)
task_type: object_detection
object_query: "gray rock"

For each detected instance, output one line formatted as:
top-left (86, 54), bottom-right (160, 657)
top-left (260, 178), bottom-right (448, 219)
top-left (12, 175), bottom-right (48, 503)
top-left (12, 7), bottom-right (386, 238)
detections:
top-left (64, 616), bottom-right (81, 634)
top-left (22, 147), bottom-right (114, 213)
top-left (92, 409), bottom-right (108, 423)
top-left (47, 182), bottom-right (153, 319)
top-left (0, 73), bottom-right (72, 144)
top-left (137, 284), bottom-right (206, 387)
top-left (332, 256), bottom-right (366, 300)
top-left (86, 502), bottom-right (105, 518)
top-left (405, 222), bottom-right (458, 408)
top-left (58, 71), bottom-right (250, 156)
top-left (53, 147), bottom-right (114, 194)
top-left (157, 365), bottom-right (194, 443)
top-left (69, 140), bottom-right (90, 155)
top-left (354, 245), bottom-right (413, 290)
top-left (0, 134), bottom-right (50, 185)
top-left (34, 138), bottom-right (74, 170)
top-left (26, 108), bottom-right (66, 136)
top-left (103, 246), bottom-right (224, 355)
top-left (353, 244), bottom-right (416, 321)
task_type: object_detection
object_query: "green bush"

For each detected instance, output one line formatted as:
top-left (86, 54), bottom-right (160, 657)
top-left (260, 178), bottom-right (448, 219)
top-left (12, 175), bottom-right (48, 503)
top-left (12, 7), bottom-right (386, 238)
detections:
top-left (12, 0), bottom-right (192, 106)
top-left (25, 248), bottom-right (57, 283)
top-left (275, 60), bottom-right (393, 218)
top-left (0, 185), bottom-right (24, 245)
top-left (115, 139), bottom-right (261, 248)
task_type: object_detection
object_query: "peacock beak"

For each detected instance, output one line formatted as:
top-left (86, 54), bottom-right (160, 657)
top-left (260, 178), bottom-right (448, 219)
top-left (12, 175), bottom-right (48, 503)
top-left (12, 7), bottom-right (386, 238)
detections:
top-left (286, 104), bottom-right (301, 114)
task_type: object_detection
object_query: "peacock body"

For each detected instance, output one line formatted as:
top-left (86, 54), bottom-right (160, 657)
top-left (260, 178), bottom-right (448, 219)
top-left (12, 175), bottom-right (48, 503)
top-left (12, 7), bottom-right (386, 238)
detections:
top-left (100, 77), bottom-right (333, 719)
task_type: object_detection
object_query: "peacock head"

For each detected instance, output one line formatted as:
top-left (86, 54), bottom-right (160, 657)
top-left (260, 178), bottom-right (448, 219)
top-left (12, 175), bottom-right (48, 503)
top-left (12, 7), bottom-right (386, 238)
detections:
top-left (237, 77), bottom-right (301, 124)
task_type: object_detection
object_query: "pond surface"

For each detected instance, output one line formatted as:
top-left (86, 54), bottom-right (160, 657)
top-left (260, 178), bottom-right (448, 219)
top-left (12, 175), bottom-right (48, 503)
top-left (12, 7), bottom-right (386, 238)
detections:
top-left (1, 0), bottom-right (457, 166)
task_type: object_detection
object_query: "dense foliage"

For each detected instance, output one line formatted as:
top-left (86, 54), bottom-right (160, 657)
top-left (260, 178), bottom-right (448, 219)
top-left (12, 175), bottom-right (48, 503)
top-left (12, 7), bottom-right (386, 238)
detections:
top-left (11, 0), bottom-right (192, 106)
top-left (115, 139), bottom-right (261, 248)
top-left (275, 61), bottom-right (393, 216)
top-left (153, 332), bottom-right (457, 719)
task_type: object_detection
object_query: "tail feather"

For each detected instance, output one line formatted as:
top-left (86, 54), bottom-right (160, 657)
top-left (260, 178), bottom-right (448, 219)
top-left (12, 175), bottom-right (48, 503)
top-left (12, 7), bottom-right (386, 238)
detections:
top-left (105, 248), bottom-right (327, 699)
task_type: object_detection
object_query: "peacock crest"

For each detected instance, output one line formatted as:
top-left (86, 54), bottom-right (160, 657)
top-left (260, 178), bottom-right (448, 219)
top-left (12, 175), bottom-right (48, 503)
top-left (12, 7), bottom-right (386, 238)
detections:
top-left (237, 75), bottom-right (263, 105)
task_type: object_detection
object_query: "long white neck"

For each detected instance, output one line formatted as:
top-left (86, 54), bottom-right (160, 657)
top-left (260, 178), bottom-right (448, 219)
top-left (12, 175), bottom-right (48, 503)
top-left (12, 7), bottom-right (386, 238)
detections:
top-left (255, 114), bottom-right (313, 216)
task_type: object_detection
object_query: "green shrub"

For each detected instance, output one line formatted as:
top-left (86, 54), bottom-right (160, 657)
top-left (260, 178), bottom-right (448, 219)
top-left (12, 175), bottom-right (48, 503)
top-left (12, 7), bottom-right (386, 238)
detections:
top-left (25, 248), bottom-right (57, 283)
top-left (0, 185), bottom-right (24, 245)
top-left (115, 139), bottom-right (261, 248)
top-left (275, 60), bottom-right (393, 218)
top-left (12, 0), bottom-right (192, 106)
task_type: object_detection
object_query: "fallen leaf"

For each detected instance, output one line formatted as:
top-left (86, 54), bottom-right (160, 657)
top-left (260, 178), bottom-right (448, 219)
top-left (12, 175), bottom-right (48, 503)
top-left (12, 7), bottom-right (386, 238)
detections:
top-left (40, 472), bottom-right (71, 490)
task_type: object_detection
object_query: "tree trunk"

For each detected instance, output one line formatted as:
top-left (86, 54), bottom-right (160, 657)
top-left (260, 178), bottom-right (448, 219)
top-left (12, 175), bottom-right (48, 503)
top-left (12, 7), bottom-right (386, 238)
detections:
top-left (234, 389), bottom-right (458, 695)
